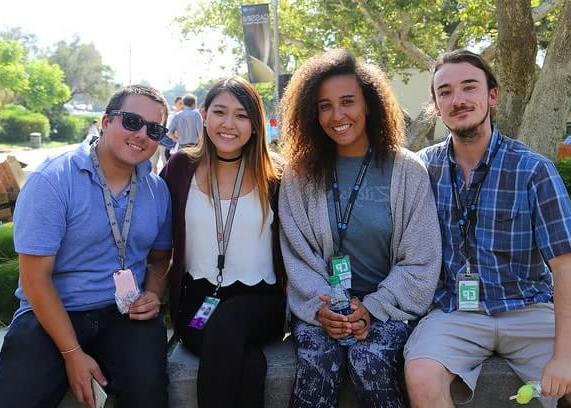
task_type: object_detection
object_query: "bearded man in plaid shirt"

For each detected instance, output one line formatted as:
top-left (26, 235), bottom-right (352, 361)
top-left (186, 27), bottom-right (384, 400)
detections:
top-left (404, 49), bottom-right (571, 408)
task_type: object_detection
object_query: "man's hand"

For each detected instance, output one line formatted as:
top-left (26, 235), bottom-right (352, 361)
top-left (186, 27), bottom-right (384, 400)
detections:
top-left (347, 298), bottom-right (371, 340)
top-left (63, 348), bottom-right (107, 408)
top-left (541, 355), bottom-right (571, 397)
top-left (317, 294), bottom-right (352, 339)
top-left (129, 290), bottom-right (161, 320)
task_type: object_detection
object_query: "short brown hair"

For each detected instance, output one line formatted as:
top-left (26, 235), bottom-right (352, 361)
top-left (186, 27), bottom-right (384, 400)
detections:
top-left (105, 84), bottom-right (168, 125)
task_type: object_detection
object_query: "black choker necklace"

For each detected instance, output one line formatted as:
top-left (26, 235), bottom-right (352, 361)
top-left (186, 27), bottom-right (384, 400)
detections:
top-left (216, 153), bottom-right (242, 162)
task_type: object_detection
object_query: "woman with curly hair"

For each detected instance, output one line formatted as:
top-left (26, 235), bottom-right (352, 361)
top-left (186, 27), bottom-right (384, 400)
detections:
top-left (279, 49), bottom-right (441, 407)
top-left (161, 77), bottom-right (286, 407)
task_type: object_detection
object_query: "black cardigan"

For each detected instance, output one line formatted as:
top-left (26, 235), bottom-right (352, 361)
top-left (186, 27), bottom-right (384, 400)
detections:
top-left (160, 151), bottom-right (286, 334)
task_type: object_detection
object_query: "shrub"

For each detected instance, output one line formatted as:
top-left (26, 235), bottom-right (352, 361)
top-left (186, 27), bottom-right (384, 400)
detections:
top-left (0, 258), bottom-right (18, 325)
top-left (0, 223), bottom-right (17, 325)
top-left (51, 114), bottom-right (95, 143)
top-left (556, 159), bottom-right (571, 197)
top-left (0, 104), bottom-right (50, 143)
top-left (0, 223), bottom-right (15, 261)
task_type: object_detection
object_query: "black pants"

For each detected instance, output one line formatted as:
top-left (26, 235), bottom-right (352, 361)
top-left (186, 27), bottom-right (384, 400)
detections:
top-left (177, 276), bottom-right (285, 408)
top-left (0, 306), bottom-right (168, 408)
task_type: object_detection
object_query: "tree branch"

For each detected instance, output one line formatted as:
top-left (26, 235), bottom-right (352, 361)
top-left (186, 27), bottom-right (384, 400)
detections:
top-left (446, 22), bottom-right (466, 51)
top-left (280, 34), bottom-right (323, 54)
top-left (353, 0), bottom-right (434, 69)
top-left (533, 0), bottom-right (564, 21)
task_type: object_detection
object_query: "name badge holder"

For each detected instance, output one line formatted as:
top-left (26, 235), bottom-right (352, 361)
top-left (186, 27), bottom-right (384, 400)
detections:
top-left (90, 144), bottom-right (140, 314)
top-left (189, 158), bottom-right (246, 330)
top-left (449, 135), bottom-right (502, 312)
top-left (329, 147), bottom-right (373, 289)
top-left (456, 261), bottom-right (480, 311)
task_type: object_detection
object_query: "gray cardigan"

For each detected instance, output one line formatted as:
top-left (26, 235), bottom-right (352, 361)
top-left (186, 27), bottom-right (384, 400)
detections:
top-left (279, 148), bottom-right (442, 325)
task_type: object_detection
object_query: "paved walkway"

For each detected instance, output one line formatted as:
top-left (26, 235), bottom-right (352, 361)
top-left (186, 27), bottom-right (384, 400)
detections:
top-left (1, 143), bottom-right (79, 177)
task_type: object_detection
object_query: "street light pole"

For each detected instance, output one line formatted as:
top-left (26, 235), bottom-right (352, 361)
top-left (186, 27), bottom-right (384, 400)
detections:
top-left (272, 0), bottom-right (280, 120)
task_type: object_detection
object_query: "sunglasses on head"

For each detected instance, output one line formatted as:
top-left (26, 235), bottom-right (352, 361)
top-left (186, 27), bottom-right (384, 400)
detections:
top-left (108, 110), bottom-right (168, 141)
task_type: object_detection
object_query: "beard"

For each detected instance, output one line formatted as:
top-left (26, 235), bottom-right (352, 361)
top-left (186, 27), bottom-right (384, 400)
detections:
top-left (444, 103), bottom-right (490, 142)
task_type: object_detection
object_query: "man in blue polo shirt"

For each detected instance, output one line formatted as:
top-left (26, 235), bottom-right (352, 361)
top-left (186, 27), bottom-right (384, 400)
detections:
top-left (0, 85), bottom-right (172, 408)
top-left (404, 50), bottom-right (571, 408)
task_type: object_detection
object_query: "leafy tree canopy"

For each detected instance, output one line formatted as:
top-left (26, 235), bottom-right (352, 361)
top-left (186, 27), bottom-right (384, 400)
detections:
top-left (48, 36), bottom-right (116, 105)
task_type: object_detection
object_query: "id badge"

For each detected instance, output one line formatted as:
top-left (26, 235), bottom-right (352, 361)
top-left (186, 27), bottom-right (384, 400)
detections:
top-left (330, 255), bottom-right (352, 289)
top-left (456, 272), bottom-right (480, 311)
top-left (113, 269), bottom-right (141, 314)
top-left (189, 296), bottom-right (220, 330)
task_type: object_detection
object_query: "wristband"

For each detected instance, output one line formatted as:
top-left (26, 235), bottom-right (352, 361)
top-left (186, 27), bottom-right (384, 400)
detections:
top-left (60, 345), bottom-right (81, 355)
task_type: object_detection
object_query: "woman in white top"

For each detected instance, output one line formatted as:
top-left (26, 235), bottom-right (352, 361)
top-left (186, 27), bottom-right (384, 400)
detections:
top-left (161, 77), bottom-right (286, 408)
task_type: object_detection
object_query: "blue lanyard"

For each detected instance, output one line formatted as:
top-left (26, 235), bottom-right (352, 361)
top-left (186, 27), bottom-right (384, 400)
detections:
top-left (332, 147), bottom-right (374, 256)
top-left (449, 135), bottom-right (502, 260)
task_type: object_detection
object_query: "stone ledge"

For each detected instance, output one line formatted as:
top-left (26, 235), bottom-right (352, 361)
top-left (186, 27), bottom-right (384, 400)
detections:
top-left (59, 337), bottom-right (544, 407)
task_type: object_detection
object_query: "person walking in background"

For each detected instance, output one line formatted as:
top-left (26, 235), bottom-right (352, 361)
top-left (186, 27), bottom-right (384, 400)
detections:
top-left (161, 77), bottom-right (286, 408)
top-left (0, 85), bottom-right (172, 408)
top-left (168, 93), bottom-right (203, 152)
top-left (404, 49), bottom-right (571, 408)
top-left (85, 119), bottom-right (100, 144)
top-left (279, 49), bottom-right (441, 408)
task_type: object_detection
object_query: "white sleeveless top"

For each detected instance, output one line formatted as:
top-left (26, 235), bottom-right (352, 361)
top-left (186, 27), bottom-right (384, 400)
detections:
top-left (185, 177), bottom-right (276, 286)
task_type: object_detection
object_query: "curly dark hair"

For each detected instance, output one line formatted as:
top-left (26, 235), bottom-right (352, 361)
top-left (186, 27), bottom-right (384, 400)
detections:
top-left (281, 49), bottom-right (404, 184)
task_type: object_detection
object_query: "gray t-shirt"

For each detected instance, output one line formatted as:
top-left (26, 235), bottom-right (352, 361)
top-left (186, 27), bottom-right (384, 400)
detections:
top-left (169, 107), bottom-right (203, 145)
top-left (326, 152), bottom-right (394, 297)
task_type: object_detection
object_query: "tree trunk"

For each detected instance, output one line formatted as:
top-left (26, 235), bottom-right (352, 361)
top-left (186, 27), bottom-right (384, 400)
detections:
top-left (519, 0), bottom-right (571, 159)
top-left (405, 108), bottom-right (437, 152)
top-left (494, 0), bottom-right (537, 139)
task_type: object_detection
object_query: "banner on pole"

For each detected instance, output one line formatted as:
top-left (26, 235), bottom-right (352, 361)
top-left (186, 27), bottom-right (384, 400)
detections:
top-left (241, 4), bottom-right (274, 83)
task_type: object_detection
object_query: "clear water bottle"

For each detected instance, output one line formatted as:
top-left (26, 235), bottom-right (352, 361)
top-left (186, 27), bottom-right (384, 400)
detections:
top-left (328, 275), bottom-right (357, 346)
top-left (509, 381), bottom-right (541, 404)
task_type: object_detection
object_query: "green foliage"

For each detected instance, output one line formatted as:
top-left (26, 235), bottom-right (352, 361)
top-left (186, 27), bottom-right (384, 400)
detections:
top-left (20, 59), bottom-right (70, 112)
top-left (51, 114), bottom-right (96, 143)
top-left (48, 37), bottom-right (116, 105)
top-left (0, 104), bottom-right (50, 143)
top-left (178, 0), bottom-right (558, 77)
top-left (556, 159), bottom-right (571, 197)
top-left (0, 258), bottom-right (18, 325)
top-left (0, 40), bottom-right (28, 100)
top-left (0, 223), bottom-right (18, 325)
top-left (0, 223), bottom-right (15, 261)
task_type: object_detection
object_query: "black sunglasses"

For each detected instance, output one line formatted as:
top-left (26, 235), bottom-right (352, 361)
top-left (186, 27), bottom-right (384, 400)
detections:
top-left (108, 110), bottom-right (168, 141)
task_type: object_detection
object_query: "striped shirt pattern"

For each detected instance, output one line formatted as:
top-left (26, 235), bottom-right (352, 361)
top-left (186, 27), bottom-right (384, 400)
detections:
top-left (419, 129), bottom-right (571, 315)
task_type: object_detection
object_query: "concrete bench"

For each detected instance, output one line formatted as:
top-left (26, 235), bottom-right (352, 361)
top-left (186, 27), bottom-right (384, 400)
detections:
top-left (167, 337), bottom-right (541, 408)
top-left (59, 337), bottom-right (543, 407)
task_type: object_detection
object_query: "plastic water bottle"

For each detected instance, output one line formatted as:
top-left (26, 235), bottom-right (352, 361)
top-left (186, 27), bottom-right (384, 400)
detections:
top-left (509, 381), bottom-right (541, 404)
top-left (328, 275), bottom-right (357, 346)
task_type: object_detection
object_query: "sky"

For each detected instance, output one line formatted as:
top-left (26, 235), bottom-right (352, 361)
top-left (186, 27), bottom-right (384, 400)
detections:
top-left (1, 0), bottom-right (238, 92)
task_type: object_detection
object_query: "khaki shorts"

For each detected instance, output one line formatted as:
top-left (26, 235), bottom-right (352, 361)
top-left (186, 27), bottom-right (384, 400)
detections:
top-left (404, 304), bottom-right (557, 408)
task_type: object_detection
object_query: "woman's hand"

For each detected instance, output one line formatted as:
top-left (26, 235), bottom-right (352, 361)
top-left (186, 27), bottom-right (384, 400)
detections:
top-left (347, 298), bottom-right (371, 340)
top-left (317, 294), bottom-right (352, 339)
top-left (128, 291), bottom-right (161, 320)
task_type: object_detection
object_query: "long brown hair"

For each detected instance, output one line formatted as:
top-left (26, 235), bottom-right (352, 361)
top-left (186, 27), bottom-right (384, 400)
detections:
top-left (186, 77), bottom-right (278, 223)
top-left (281, 49), bottom-right (404, 185)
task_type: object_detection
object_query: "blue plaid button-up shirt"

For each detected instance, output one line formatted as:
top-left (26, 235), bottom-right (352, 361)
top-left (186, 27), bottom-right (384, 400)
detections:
top-left (419, 129), bottom-right (571, 315)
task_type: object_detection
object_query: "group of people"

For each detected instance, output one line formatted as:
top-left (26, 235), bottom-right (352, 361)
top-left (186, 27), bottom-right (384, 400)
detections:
top-left (0, 46), bottom-right (569, 408)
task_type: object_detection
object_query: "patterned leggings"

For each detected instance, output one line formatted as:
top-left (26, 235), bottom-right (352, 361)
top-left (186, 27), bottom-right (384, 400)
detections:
top-left (290, 317), bottom-right (413, 408)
